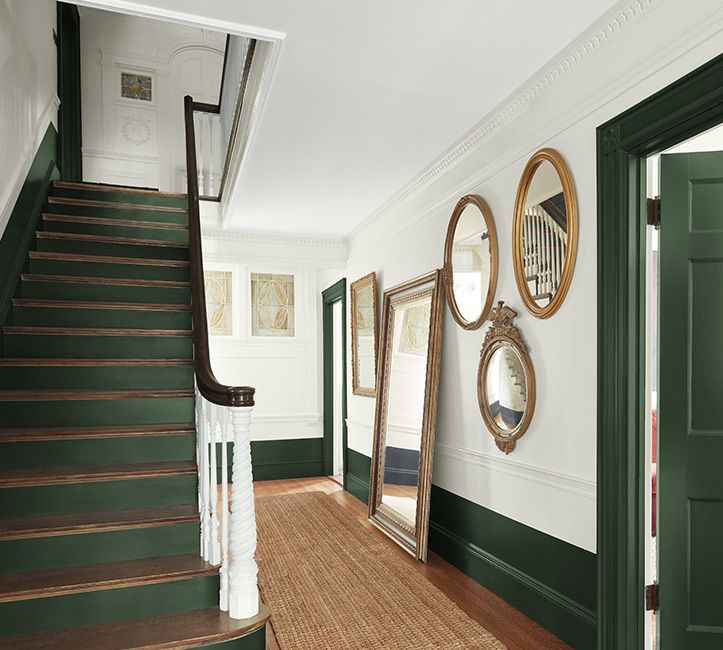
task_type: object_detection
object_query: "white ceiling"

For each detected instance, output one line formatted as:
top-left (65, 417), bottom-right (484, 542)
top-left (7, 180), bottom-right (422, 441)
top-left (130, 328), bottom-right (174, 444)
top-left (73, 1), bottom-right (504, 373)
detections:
top-left (79, 0), bottom-right (620, 239)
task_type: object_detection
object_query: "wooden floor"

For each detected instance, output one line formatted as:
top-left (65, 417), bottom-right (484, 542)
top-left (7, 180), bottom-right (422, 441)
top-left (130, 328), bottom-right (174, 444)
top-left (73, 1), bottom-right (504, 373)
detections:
top-left (254, 477), bottom-right (570, 650)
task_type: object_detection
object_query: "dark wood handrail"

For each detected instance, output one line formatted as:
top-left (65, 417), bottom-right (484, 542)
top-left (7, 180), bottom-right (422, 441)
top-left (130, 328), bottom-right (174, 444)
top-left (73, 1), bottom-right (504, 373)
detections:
top-left (184, 95), bottom-right (254, 407)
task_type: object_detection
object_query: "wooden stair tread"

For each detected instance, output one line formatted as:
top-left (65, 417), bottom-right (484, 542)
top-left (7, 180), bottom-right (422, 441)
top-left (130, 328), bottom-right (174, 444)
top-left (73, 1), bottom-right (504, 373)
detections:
top-left (0, 358), bottom-right (193, 367)
top-left (53, 180), bottom-right (187, 200)
top-left (36, 231), bottom-right (189, 248)
top-left (0, 423), bottom-right (195, 442)
top-left (3, 326), bottom-right (192, 336)
top-left (20, 274), bottom-right (190, 288)
top-left (1, 604), bottom-right (270, 649)
top-left (48, 196), bottom-right (187, 214)
top-left (0, 554), bottom-right (215, 603)
top-left (29, 251), bottom-right (190, 267)
top-left (13, 299), bottom-right (191, 312)
top-left (0, 388), bottom-right (194, 402)
top-left (0, 504), bottom-right (198, 540)
top-left (0, 461), bottom-right (197, 487)
top-left (43, 214), bottom-right (188, 231)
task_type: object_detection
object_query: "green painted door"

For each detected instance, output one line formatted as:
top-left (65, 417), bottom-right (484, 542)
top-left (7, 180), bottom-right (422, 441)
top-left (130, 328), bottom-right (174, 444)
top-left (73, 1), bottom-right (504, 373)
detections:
top-left (659, 151), bottom-right (723, 648)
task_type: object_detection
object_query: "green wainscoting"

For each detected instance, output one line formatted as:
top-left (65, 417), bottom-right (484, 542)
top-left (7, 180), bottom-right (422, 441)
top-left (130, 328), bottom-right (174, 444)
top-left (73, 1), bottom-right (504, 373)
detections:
top-left (0, 125), bottom-right (59, 354)
top-left (251, 438), bottom-right (324, 481)
top-left (343, 449), bottom-right (596, 649)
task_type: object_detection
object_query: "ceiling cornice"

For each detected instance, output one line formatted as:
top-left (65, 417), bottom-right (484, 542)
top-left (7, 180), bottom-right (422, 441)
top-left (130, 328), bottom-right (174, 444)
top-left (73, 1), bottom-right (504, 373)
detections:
top-left (201, 228), bottom-right (348, 250)
top-left (348, 0), bottom-right (657, 242)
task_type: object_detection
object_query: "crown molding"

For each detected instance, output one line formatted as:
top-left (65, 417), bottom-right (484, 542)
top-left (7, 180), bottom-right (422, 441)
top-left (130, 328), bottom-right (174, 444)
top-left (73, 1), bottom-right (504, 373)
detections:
top-left (201, 227), bottom-right (348, 250)
top-left (348, 0), bottom-right (658, 242)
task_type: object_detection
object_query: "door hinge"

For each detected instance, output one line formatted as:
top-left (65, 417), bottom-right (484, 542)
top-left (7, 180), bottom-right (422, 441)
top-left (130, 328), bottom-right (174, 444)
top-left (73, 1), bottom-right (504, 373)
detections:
top-left (647, 197), bottom-right (661, 229)
top-left (645, 582), bottom-right (659, 611)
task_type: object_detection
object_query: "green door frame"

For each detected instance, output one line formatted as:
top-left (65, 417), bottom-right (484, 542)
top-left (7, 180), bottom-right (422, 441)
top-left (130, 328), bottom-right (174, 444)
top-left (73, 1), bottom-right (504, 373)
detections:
top-left (322, 279), bottom-right (348, 486)
top-left (597, 53), bottom-right (723, 649)
top-left (57, 2), bottom-right (83, 182)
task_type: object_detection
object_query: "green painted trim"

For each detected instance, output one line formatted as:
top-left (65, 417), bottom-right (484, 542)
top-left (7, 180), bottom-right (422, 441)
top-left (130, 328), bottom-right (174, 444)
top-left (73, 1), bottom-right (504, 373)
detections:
top-left (596, 53), bottom-right (723, 650)
top-left (57, 3), bottom-right (82, 181)
top-left (250, 438), bottom-right (323, 482)
top-left (321, 279), bottom-right (347, 484)
top-left (343, 450), bottom-right (594, 647)
top-left (0, 125), bottom-right (59, 355)
top-left (203, 626), bottom-right (266, 649)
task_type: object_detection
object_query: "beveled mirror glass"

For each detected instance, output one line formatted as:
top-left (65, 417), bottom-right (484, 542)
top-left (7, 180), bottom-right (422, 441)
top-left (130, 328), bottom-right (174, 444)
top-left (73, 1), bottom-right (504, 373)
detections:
top-left (350, 272), bottom-right (378, 397)
top-left (443, 194), bottom-right (498, 329)
top-left (369, 270), bottom-right (443, 561)
top-left (478, 301), bottom-right (535, 454)
top-left (513, 148), bottom-right (578, 319)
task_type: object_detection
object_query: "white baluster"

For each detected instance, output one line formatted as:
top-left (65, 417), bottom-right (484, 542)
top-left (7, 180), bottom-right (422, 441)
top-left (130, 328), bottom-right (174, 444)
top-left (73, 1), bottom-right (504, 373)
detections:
top-left (203, 113), bottom-right (213, 197)
top-left (194, 113), bottom-right (205, 194)
top-left (219, 406), bottom-right (230, 611)
top-left (228, 406), bottom-right (259, 619)
top-left (208, 404), bottom-right (221, 566)
top-left (207, 114), bottom-right (217, 196)
top-left (198, 395), bottom-right (211, 561)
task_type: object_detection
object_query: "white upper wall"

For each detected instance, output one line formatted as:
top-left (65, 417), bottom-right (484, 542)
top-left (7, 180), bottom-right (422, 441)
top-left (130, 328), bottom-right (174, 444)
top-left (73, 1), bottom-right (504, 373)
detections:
top-left (0, 0), bottom-right (57, 237)
top-left (79, 6), bottom-right (225, 191)
top-left (346, 0), bottom-right (723, 553)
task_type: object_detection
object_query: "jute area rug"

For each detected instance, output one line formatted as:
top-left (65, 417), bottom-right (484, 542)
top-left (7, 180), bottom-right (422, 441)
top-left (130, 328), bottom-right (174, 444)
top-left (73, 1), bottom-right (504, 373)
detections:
top-left (255, 491), bottom-right (506, 650)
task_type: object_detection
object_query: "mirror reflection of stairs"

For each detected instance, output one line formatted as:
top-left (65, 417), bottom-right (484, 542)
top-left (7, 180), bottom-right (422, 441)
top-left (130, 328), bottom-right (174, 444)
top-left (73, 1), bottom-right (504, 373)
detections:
top-left (0, 182), bottom-right (264, 648)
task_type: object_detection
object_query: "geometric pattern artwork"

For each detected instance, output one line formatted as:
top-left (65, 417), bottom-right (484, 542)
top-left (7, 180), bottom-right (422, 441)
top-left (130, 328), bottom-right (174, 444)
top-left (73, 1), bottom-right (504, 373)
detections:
top-left (251, 273), bottom-right (295, 337)
top-left (204, 270), bottom-right (233, 336)
top-left (354, 283), bottom-right (375, 337)
top-left (399, 301), bottom-right (431, 356)
top-left (121, 72), bottom-right (152, 101)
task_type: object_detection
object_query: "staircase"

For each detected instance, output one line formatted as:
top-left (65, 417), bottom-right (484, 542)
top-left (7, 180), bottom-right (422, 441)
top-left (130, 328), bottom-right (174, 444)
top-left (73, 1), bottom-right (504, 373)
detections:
top-left (0, 181), bottom-right (268, 647)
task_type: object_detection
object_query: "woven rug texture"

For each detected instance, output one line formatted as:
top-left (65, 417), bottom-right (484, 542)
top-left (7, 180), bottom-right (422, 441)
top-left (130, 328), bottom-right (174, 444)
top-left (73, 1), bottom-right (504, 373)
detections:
top-left (255, 491), bottom-right (506, 650)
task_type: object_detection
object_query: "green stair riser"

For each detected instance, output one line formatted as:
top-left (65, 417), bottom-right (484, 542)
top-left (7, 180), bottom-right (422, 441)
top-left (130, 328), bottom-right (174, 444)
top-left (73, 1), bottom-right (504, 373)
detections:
top-left (51, 187), bottom-right (188, 210)
top-left (43, 219), bottom-right (189, 244)
top-left (0, 475), bottom-right (197, 519)
top-left (0, 435), bottom-right (196, 470)
top-left (4, 334), bottom-right (192, 359)
top-left (12, 305), bottom-right (191, 329)
top-left (203, 629), bottom-right (266, 650)
top-left (29, 258), bottom-right (190, 281)
top-left (0, 574), bottom-right (218, 638)
top-left (0, 364), bottom-right (193, 390)
top-left (0, 523), bottom-right (199, 574)
top-left (0, 396), bottom-right (195, 427)
top-left (36, 237), bottom-right (189, 261)
top-left (47, 202), bottom-right (188, 224)
top-left (21, 279), bottom-right (190, 304)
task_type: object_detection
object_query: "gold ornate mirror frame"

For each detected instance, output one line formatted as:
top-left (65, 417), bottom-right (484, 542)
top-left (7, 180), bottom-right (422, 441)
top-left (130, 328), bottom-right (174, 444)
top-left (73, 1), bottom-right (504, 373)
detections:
top-left (368, 270), bottom-right (444, 561)
top-left (478, 301), bottom-right (536, 454)
top-left (512, 148), bottom-right (578, 319)
top-left (442, 194), bottom-right (499, 330)
top-left (350, 272), bottom-right (378, 397)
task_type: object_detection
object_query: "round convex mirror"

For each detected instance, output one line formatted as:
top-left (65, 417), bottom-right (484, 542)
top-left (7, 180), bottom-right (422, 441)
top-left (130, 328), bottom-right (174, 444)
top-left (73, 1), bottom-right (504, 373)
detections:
top-left (512, 149), bottom-right (578, 319)
top-left (443, 195), bottom-right (498, 330)
top-left (478, 302), bottom-right (536, 454)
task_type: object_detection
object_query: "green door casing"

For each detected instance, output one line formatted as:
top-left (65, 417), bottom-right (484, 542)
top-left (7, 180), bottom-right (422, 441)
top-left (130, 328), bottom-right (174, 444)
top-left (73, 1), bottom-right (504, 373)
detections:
top-left (658, 151), bottom-right (723, 648)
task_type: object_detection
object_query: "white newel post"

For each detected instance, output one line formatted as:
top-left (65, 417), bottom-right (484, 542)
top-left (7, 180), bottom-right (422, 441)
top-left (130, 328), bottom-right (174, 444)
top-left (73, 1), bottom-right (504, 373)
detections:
top-left (227, 405), bottom-right (259, 619)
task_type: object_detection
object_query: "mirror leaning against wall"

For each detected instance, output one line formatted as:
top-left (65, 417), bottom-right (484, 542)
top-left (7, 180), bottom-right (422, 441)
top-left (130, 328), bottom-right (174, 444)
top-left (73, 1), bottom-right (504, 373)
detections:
top-left (512, 148), bottom-right (578, 319)
top-left (350, 272), bottom-right (379, 397)
top-left (368, 270), bottom-right (444, 561)
top-left (443, 194), bottom-right (499, 330)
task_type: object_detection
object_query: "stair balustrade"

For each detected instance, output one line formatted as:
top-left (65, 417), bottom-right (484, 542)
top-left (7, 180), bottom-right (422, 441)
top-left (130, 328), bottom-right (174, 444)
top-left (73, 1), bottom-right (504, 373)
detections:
top-left (522, 206), bottom-right (567, 304)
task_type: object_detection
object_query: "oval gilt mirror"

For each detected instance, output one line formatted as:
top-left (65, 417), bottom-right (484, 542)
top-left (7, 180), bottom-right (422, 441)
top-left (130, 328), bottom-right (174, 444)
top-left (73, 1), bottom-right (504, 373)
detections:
top-left (443, 195), bottom-right (498, 329)
top-left (478, 302), bottom-right (535, 454)
top-left (512, 148), bottom-right (578, 319)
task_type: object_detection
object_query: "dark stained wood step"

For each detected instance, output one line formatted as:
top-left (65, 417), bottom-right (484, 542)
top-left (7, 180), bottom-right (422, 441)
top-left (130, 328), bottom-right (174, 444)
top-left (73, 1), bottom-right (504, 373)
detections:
top-left (36, 231), bottom-right (189, 248)
top-left (28, 251), bottom-right (190, 268)
top-left (0, 358), bottom-right (193, 367)
top-left (0, 504), bottom-right (198, 540)
top-left (0, 554), bottom-right (216, 603)
top-left (1, 604), bottom-right (271, 649)
top-left (0, 461), bottom-right (197, 488)
top-left (3, 326), bottom-right (192, 337)
top-left (0, 389), bottom-right (194, 402)
top-left (48, 196), bottom-right (187, 214)
top-left (0, 423), bottom-right (195, 442)
top-left (53, 180), bottom-right (187, 199)
top-left (13, 299), bottom-right (191, 312)
top-left (43, 214), bottom-right (188, 231)
top-left (20, 274), bottom-right (190, 288)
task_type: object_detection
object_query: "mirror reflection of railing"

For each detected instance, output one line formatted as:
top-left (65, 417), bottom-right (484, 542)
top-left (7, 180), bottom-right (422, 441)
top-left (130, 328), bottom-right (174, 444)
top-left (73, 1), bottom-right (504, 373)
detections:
top-left (183, 35), bottom-right (260, 620)
top-left (522, 206), bottom-right (568, 305)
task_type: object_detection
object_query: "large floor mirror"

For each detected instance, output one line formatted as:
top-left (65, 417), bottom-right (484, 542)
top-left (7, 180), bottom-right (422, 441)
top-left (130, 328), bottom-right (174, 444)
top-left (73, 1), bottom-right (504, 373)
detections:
top-left (368, 270), bottom-right (443, 561)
